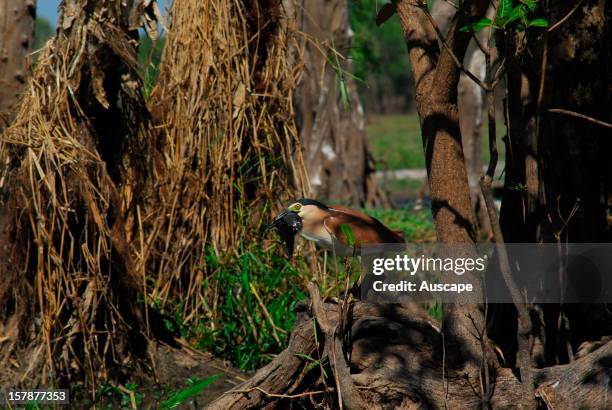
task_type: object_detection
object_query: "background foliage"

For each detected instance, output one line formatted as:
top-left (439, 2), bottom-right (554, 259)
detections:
top-left (350, 0), bottom-right (414, 114)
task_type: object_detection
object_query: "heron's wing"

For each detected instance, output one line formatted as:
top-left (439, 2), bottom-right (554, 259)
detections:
top-left (324, 205), bottom-right (405, 245)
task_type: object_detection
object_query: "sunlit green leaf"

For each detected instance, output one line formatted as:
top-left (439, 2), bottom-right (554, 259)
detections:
top-left (521, 0), bottom-right (537, 11)
top-left (459, 17), bottom-right (492, 32)
top-left (339, 79), bottom-right (350, 109)
top-left (340, 224), bottom-right (356, 246)
top-left (161, 374), bottom-right (222, 409)
top-left (509, 5), bottom-right (526, 23)
top-left (497, 0), bottom-right (513, 19)
top-left (528, 18), bottom-right (549, 27)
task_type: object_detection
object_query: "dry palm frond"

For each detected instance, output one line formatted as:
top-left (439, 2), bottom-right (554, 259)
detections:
top-left (0, 0), bottom-right (158, 389)
top-left (148, 0), bottom-right (308, 317)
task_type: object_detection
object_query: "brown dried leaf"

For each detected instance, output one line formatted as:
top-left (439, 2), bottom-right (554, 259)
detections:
top-left (232, 82), bottom-right (246, 118)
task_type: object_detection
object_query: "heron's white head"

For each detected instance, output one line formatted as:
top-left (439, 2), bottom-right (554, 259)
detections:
top-left (287, 199), bottom-right (329, 223)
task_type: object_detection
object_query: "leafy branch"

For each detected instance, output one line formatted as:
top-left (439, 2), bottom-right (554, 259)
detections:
top-left (460, 0), bottom-right (548, 33)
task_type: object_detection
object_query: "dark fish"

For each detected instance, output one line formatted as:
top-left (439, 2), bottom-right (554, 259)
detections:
top-left (265, 209), bottom-right (303, 257)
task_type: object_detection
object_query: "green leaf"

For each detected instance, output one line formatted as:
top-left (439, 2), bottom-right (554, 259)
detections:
top-left (295, 353), bottom-right (317, 362)
top-left (459, 17), bottom-right (493, 32)
top-left (508, 5), bottom-right (526, 23)
top-left (472, 17), bottom-right (493, 31)
top-left (528, 18), bottom-right (549, 27)
top-left (520, 0), bottom-right (537, 11)
top-left (161, 374), bottom-right (222, 409)
top-left (376, 3), bottom-right (397, 27)
top-left (497, 0), bottom-right (513, 19)
top-left (340, 224), bottom-right (356, 246)
top-left (339, 78), bottom-right (349, 109)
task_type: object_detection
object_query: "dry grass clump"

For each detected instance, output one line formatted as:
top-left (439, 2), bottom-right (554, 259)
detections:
top-left (148, 0), bottom-right (308, 319)
top-left (0, 1), bottom-right (158, 389)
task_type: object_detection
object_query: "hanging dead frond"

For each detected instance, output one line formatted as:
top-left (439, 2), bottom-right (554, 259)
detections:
top-left (0, 0), bottom-right (160, 390)
top-left (148, 0), bottom-right (308, 317)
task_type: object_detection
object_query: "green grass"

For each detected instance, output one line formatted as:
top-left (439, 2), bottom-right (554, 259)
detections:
top-left (382, 177), bottom-right (426, 196)
top-left (178, 207), bottom-right (435, 372)
top-left (365, 207), bottom-right (435, 242)
top-left (192, 245), bottom-right (309, 371)
top-left (92, 375), bottom-right (221, 409)
top-left (367, 113), bottom-right (507, 171)
top-left (367, 114), bottom-right (424, 170)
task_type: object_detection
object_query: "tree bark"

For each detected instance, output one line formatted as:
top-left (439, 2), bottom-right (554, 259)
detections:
top-left (294, 0), bottom-right (386, 207)
top-left (0, 0), bottom-right (35, 130)
top-left (207, 297), bottom-right (612, 409)
top-left (432, 0), bottom-right (490, 239)
top-left (395, 0), bottom-right (491, 369)
top-left (495, 0), bottom-right (612, 368)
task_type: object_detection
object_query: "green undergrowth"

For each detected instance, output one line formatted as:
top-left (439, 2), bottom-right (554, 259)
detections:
top-left (367, 114), bottom-right (424, 170)
top-left (366, 207), bottom-right (435, 242)
top-left (191, 245), bottom-right (310, 371)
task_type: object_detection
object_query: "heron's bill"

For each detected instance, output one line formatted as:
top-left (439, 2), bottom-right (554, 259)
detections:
top-left (265, 209), bottom-right (301, 257)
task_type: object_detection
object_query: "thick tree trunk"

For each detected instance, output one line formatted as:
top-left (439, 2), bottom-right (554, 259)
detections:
top-left (0, 0), bottom-right (35, 130)
top-left (0, 0), bottom-right (158, 389)
top-left (395, 0), bottom-right (492, 370)
top-left (294, 0), bottom-right (386, 207)
top-left (495, 0), bottom-right (612, 367)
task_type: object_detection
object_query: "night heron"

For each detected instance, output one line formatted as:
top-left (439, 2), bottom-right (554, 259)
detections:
top-left (267, 198), bottom-right (405, 257)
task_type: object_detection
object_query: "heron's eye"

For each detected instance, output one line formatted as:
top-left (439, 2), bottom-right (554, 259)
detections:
top-left (294, 204), bottom-right (302, 211)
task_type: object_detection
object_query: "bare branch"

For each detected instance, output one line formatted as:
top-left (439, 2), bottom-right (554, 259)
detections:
top-left (548, 0), bottom-right (586, 33)
top-left (422, 9), bottom-right (491, 91)
top-left (472, 32), bottom-right (489, 56)
top-left (548, 108), bottom-right (612, 129)
top-left (233, 387), bottom-right (329, 399)
top-left (481, 24), bottom-right (536, 406)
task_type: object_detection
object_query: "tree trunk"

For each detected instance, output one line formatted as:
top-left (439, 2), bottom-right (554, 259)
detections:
top-left (395, 0), bottom-right (492, 369)
top-left (494, 0), bottom-right (612, 368)
top-left (0, 0), bottom-right (159, 390)
top-left (0, 0), bottom-right (35, 130)
top-left (294, 0), bottom-right (386, 207)
top-left (459, 48), bottom-right (490, 239)
top-left (432, 0), bottom-right (490, 239)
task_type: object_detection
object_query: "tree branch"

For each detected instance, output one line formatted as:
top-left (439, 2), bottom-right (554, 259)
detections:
top-left (547, 0), bottom-right (586, 32)
top-left (422, 9), bottom-right (491, 92)
top-left (548, 108), bottom-right (612, 129)
top-left (480, 25), bottom-right (536, 407)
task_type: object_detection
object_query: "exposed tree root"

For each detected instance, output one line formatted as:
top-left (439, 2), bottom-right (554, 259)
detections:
top-left (205, 303), bottom-right (318, 409)
top-left (206, 293), bottom-right (612, 409)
